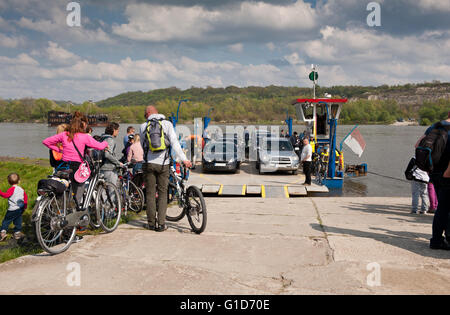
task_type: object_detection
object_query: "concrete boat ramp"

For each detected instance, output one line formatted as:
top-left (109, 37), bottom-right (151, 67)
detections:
top-left (189, 162), bottom-right (329, 198)
top-left (1, 197), bottom-right (450, 295)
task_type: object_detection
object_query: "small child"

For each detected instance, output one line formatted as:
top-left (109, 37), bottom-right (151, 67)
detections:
top-left (411, 167), bottom-right (430, 214)
top-left (0, 173), bottom-right (28, 241)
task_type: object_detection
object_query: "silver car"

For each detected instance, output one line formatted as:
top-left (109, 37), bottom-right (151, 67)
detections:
top-left (257, 138), bottom-right (300, 175)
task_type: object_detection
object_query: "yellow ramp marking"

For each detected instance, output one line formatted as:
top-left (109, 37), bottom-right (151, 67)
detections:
top-left (284, 185), bottom-right (290, 198)
top-left (218, 185), bottom-right (224, 195)
top-left (242, 185), bottom-right (246, 196)
top-left (261, 185), bottom-right (266, 198)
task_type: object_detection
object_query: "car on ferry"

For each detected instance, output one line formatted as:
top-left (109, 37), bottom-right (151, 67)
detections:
top-left (256, 137), bottom-right (300, 175)
top-left (202, 140), bottom-right (242, 173)
top-left (250, 130), bottom-right (275, 163)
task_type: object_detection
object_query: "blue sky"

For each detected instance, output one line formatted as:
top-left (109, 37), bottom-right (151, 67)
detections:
top-left (0, 0), bottom-right (449, 102)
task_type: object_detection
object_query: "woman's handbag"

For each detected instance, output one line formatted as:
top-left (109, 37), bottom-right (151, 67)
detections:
top-left (72, 139), bottom-right (91, 183)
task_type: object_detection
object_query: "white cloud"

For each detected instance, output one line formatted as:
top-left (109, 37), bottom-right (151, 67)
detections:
top-left (0, 50), bottom-right (286, 101)
top-left (284, 52), bottom-right (303, 65)
top-left (45, 41), bottom-right (81, 65)
top-left (0, 33), bottom-right (25, 48)
top-left (0, 53), bottom-right (39, 66)
top-left (16, 17), bottom-right (114, 44)
top-left (417, 0), bottom-right (450, 11)
top-left (228, 43), bottom-right (244, 53)
top-left (113, 1), bottom-right (317, 43)
top-left (266, 42), bottom-right (276, 51)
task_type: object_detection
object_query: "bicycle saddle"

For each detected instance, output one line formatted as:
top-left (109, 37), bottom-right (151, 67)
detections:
top-left (54, 169), bottom-right (73, 180)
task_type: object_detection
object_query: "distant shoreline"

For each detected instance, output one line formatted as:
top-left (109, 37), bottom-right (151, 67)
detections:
top-left (390, 121), bottom-right (419, 126)
top-left (0, 121), bottom-right (420, 126)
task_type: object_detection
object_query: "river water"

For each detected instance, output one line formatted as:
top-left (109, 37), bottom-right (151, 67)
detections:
top-left (0, 123), bottom-right (427, 197)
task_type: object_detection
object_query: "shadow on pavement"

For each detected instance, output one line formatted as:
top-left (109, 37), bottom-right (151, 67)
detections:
top-left (311, 202), bottom-right (450, 259)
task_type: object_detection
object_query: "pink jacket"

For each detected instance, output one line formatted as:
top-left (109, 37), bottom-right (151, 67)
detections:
top-left (43, 132), bottom-right (108, 163)
top-left (127, 142), bottom-right (144, 162)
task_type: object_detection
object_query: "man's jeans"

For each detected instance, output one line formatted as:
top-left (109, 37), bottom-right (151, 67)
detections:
top-left (144, 163), bottom-right (170, 227)
top-left (1, 207), bottom-right (24, 233)
top-left (102, 170), bottom-right (119, 204)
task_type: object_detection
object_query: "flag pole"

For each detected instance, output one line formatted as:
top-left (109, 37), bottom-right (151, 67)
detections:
top-left (340, 124), bottom-right (359, 151)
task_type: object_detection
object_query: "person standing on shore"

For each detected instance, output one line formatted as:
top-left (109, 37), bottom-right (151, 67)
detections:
top-left (410, 167), bottom-right (430, 214)
top-left (140, 106), bottom-right (191, 232)
top-left (124, 126), bottom-right (135, 148)
top-left (290, 132), bottom-right (301, 159)
top-left (100, 122), bottom-right (123, 188)
top-left (0, 173), bottom-right (27, 241)
top-left (49, 124), bottom-right (68, 172)
top-left (127, 134), bottom-right (144, 175)
top-left (427, 111), bottom-right (450, 250)
top-left (43, 112), bottom-right (108, 207)
top-left (301, 137), bottom-right (313, 186)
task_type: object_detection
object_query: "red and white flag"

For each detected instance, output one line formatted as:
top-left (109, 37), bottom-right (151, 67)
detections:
top-left (344, 127), bottom-right (366, 157)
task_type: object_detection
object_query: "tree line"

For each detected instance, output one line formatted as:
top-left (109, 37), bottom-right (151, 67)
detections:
top-left (0, 83), bottom-right (448, 125)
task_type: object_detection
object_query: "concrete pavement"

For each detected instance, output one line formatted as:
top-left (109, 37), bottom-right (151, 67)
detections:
top-left (0, 197), bottom-right (450, 294)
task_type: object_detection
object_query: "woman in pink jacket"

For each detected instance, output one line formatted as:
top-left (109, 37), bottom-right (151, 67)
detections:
top-left (43, 112), bottom-right (108, 207)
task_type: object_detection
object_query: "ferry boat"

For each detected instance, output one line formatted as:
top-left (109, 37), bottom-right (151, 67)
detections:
top-left (47, 111), bottom-right (108, 127)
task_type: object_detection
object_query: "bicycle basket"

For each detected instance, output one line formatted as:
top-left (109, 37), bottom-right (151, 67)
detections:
top-left (37, 178), bottom-right (67, 196)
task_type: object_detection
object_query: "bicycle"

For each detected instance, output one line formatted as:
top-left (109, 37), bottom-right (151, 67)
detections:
top-left (164, 160), bottom-right (207, 234)
top-left (117, 162), bottom-right (145, 216)
top-left (311, 152), bottom-right (327, 185)
top-left (33, 149), bottom-right (122, 255)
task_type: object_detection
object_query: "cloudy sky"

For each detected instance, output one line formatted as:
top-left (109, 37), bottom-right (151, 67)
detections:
top-left (0, 0), bottom-right (449, 102)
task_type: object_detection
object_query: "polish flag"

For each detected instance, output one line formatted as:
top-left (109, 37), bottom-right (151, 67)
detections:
top-left (344, 128), bottom-right (366, 157)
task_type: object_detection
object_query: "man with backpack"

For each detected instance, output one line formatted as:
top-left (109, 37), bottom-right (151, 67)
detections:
top-left (418, 112), bottom-right (450, 250)
top-left (140, 106), bottom-right (192, 232)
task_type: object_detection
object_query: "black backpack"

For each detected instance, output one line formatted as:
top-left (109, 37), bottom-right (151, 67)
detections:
top-left (91, 134), bottom-right (110, 165)
top-left (404, 157), bottom-right (417, 181)
top-left (415, 122), bottom-right (450, 172)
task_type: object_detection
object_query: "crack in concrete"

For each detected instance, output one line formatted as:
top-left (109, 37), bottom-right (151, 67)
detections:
top-left (272, 273), bottom-right (294, 294)
top-left (309, 198), bottom-right (335, 264)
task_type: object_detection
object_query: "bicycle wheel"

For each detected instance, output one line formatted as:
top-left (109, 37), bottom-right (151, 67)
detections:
top-left (89, 188), bottom-right (101, 229)
top-left (185, 186), bottom-right (207, 234)
top-left (35, 195), bottom-right (76, 255)
top-left (128, 181), bottom-right (144, 213)
top-left (96, 182), bottom-right (122, 233)
top-left (165, 182), bottom-right (185, 222)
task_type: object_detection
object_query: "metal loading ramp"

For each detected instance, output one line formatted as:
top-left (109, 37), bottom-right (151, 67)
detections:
top-left (200, 184), bottom-right (327, 198)
top-left (189, 163), bottom-right (329, 198)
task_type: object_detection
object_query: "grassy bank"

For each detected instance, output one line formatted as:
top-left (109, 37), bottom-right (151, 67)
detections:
top-left (0, 158), bottom-right (144, 263)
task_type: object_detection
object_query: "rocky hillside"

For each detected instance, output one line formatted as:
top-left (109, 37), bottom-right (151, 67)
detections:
top-left (358, 82), bottom-right (450, 112)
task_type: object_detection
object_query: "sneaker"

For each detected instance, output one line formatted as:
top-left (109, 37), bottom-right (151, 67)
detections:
top-left (0, 230), bottom-right (7, 242)
top-left (143, 223), bottom-right (156, 231)
top-left (156, 224), bottom-right (168, 232)
top-left (419, 211), bottom-right (427, 215)
top-left (13, 232), bottom-right (24, 240)
top-left (428, 208), bottom-right (437, 214)
top-left (410, 210), bottom-right (417, 214)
